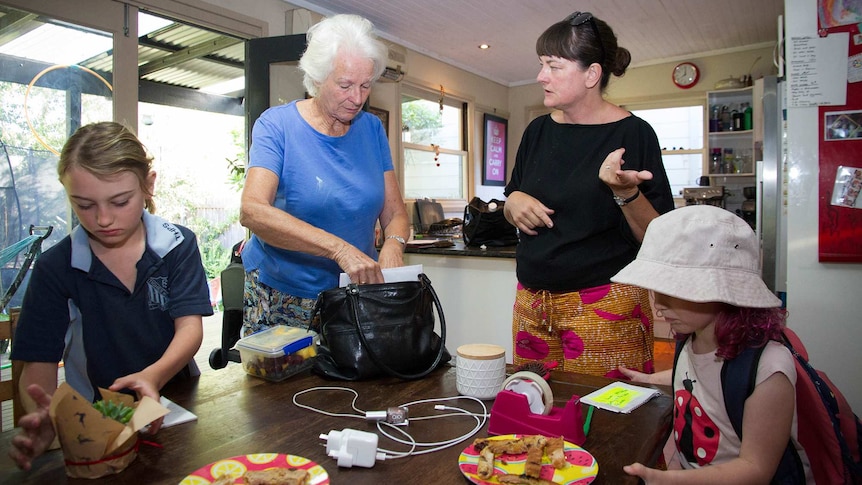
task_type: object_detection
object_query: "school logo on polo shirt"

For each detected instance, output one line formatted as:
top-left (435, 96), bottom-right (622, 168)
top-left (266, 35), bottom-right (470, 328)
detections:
top-left (147, 276), bottom-right (169, 310)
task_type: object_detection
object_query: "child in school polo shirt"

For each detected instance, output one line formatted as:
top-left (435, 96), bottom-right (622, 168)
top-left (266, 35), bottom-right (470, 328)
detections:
top-left (12, 211), bottom-right (214, 402)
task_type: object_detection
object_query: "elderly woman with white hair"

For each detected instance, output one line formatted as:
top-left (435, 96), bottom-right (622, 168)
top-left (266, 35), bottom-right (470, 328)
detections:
top-left (239, 14), bottom-right (410, 335)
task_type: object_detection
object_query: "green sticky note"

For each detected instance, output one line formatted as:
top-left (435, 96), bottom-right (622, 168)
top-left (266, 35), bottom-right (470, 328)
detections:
top-left (591, 386), bottom-right (644, 408)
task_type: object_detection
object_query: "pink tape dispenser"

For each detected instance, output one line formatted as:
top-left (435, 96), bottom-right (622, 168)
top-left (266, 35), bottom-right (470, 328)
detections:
top-left (487, 370), bottom-right (586, 445)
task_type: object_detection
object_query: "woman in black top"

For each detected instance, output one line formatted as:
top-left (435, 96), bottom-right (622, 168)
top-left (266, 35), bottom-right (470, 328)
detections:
top-left (503, 12), bottom-right (675, 378)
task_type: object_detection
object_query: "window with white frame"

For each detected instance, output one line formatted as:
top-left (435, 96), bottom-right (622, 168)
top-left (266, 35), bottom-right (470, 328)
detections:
top-left (629, 102), bottom-right (705, 198)
top-left (400, 85), bottom-right (467, 200)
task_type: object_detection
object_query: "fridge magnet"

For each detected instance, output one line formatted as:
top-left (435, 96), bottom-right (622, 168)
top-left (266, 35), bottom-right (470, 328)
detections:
top-left (831, 165), bottom-right (862, 208)
top-left (825, 110), bottom-right (862, 140)
top-left (850, 52), bottom-right (862, 83)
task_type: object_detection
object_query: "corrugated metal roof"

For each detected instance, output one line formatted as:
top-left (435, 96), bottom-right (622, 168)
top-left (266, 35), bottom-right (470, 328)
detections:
top-left (0, 6), bottom-right (245, 95)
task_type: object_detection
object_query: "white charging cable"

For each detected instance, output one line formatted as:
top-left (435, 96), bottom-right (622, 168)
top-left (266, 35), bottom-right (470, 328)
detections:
top-left (292, 387), bottom-right (489, 466)
top-left (373, 396), bottom-right (488, 459)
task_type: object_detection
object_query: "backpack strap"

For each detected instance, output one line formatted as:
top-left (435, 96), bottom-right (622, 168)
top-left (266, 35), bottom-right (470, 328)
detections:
top-left (671, 335), bottom-right (689, 387)
top-left (723, 339), bottom-right (806, 484)
top-left (721, 345), bottom-right (764, 439)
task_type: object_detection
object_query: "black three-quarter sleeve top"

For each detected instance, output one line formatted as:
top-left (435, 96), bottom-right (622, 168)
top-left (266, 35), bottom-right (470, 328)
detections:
top-left (504, 114), bottom-right (675, 292)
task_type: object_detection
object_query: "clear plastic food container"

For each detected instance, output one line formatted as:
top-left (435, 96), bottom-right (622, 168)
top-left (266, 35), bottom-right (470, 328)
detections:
top-left (235, 326), bottom-right (317, 381)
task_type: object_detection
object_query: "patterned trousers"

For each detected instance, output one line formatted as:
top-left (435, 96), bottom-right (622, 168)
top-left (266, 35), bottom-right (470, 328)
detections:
top-left (240, 269), bottom-right (318, 337)
top-left (512, 282), bottom-right (655, 378)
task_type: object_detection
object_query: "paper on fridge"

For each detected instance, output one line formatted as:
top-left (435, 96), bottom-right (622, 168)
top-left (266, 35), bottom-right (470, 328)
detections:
top-left (339, 264), bottom-right (423, 287)
top-left (580, 381), bottom-right (662, 414)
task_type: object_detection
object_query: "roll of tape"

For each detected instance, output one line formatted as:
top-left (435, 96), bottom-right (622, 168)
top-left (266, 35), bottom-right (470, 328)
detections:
top-left (501, 370), bottom-right (554, 415)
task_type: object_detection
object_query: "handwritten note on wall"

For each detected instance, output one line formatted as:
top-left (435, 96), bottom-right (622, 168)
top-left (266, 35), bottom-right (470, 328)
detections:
top-left (789, 34), bottom-right (849, 107)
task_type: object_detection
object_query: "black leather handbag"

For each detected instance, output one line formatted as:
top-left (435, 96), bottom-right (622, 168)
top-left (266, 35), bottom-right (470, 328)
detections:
top-left (310, 273), bottom-right (449, 380)
top-left (462, 197), bottom-right (519, 247)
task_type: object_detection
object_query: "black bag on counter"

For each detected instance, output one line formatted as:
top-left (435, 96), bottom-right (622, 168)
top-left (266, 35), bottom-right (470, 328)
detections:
top-left (310, 273), bottom-right (449, 381)
top-left (462, 197), bottom-right (519, 247)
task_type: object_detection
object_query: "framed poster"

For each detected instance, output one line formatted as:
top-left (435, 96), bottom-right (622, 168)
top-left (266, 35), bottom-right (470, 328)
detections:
top-left (483, 113), bottom-right (507, 186)
top-left (367, 106), bottom-right (389, 138)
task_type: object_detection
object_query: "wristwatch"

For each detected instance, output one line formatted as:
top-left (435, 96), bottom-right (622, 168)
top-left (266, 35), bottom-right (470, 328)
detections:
top-left (386, 235), bottom-right (407, 246)
top-left (613, 189), bottom-right (640, 207)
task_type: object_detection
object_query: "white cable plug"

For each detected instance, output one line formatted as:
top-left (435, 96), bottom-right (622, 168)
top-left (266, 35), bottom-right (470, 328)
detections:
top-left (319, 428), bottom-right (386, 468)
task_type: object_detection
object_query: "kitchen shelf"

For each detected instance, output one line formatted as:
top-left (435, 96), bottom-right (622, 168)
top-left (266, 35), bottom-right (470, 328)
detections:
top-left (708, 173), bottom-right (755, 178)
top-left (708, 129), bottom-right (753, 136)
top-left (706, 87), bottom-right (755, 177)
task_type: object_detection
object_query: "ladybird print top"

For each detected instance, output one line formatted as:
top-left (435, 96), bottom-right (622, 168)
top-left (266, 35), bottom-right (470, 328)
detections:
top-left (671, 340), bottom-right (806, 469)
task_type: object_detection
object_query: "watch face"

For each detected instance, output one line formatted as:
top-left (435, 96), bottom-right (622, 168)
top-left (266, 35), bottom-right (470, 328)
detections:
top-left (673, 63), bottom-right (698, 88)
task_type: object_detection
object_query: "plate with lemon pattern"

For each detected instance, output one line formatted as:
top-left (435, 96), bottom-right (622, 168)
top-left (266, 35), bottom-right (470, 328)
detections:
top-left (180, 453), bottom-right (329, 484)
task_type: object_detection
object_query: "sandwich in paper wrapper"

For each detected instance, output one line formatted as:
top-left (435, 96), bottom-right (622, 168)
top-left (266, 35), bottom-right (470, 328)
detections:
top-left (48, 382), bottom-right (170, 478)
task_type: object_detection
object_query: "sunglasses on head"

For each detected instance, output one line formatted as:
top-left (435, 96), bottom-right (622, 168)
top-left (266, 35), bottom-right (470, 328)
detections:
top-left (565, 11), bottom-right (605, 66)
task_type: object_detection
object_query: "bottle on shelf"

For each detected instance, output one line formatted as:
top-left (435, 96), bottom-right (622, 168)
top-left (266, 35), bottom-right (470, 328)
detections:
top-left (731, 105), bottom-right (742, 131)
top-left (710, 105), bottom-right (720, 133)
top-left (723, 148), bottom-right (734, 174)
top-left (743, 103), bottom-right (753, 131)
top-left (720, 105), bottom-right (731, 132)
top-left (710, 148), bottom-right (722, 174)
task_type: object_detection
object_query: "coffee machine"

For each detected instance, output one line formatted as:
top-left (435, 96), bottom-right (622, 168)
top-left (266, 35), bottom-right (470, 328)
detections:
top-left (683, 186), bottom-right (726, 208)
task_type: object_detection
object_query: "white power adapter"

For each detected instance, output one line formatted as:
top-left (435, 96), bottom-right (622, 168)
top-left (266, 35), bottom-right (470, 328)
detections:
top-left (319, 428), bottom-right (386, 468)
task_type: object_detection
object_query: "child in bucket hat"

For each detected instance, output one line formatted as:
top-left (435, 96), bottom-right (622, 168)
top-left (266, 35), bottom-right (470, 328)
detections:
top-left (611, 205), bottom-right (813, 483)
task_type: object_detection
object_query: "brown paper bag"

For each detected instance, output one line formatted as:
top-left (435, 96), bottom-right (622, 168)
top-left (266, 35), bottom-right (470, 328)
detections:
top-left (48, 383), bottom-right (170, 478)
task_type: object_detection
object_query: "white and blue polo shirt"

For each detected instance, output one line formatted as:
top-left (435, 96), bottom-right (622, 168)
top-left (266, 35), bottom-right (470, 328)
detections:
top-left (12, 211), bottom-right (214, 401)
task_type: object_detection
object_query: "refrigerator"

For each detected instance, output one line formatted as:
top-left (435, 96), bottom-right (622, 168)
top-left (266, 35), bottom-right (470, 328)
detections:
top-left (756, 75), bottom-right (787, 298)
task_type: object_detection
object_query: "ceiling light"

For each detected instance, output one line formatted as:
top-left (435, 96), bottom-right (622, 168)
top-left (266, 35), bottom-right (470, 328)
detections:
top-left (479, 44), bottom-right (490, 50)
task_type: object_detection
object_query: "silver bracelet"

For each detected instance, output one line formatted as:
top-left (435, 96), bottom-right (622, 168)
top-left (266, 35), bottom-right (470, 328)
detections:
top-left (386, 235), bottom-right (406, 246)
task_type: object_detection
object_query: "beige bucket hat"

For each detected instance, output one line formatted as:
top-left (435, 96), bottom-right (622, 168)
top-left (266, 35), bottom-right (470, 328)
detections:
top-left (611, 205), bottom-right (781, 308)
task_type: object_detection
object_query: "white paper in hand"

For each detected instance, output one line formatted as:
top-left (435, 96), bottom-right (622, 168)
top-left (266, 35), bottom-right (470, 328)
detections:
top-left (338, 264), bottom-right (423, 287)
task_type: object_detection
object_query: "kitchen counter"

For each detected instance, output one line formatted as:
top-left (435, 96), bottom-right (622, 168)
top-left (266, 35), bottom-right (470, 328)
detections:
top-left (405, 238), bottom-right (516, 258)
top-left (404, 240), bottom-right (518, 360)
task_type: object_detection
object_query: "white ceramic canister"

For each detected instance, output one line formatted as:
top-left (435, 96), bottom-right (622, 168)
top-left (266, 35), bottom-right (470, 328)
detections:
top-left (456, 344), bottom-right (506, 399)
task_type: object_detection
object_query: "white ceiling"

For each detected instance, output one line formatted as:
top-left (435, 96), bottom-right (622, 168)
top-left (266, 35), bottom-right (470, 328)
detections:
top-left (286, 0), bottom-right (785, 87)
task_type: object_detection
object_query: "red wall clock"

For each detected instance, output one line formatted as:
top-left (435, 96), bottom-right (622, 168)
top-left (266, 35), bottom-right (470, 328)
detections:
top-left (672, 62), bottom-right (699, 89)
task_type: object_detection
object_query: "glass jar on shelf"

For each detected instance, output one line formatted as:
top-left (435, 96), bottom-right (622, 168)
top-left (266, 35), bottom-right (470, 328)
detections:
top-left (722, 148), bottom-right (735, 174)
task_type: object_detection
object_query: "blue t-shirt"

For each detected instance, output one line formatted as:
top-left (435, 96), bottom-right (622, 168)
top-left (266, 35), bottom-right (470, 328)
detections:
top-left (12, 211), bottom-right (213, 401)
top-left (241, 100), bottom-right (393, 299)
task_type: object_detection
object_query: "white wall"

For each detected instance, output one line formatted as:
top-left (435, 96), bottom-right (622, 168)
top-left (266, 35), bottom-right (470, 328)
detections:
top-left (784, 0), bottom-right (862, 410)
top-left (202, 0), bottom-right (292, 36)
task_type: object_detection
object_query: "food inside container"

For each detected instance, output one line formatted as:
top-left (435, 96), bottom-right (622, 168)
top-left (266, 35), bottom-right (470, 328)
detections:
top-left (235, 326), bottom-right (317, 381)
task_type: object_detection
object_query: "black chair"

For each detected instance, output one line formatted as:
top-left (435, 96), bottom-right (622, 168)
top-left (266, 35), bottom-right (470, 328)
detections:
top-left (208, 243), bottom-right (245, 370)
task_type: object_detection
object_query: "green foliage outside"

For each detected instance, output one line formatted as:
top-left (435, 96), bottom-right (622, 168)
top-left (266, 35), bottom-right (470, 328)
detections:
top-left (401, 99), bottom-right (442, 145)
top-left (226, 127), bottom-right (246, 193)
top-left (155, 177), bottom-right (238, 281)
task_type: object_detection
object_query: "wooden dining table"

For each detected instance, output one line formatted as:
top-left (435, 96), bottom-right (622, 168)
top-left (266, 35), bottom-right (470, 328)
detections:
top-left (0, 364), bottom-right (673, 484)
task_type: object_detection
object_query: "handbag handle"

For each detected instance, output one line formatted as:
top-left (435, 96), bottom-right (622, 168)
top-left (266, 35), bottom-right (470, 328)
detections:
top-left (346, 273), bottom-right (447, 379)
